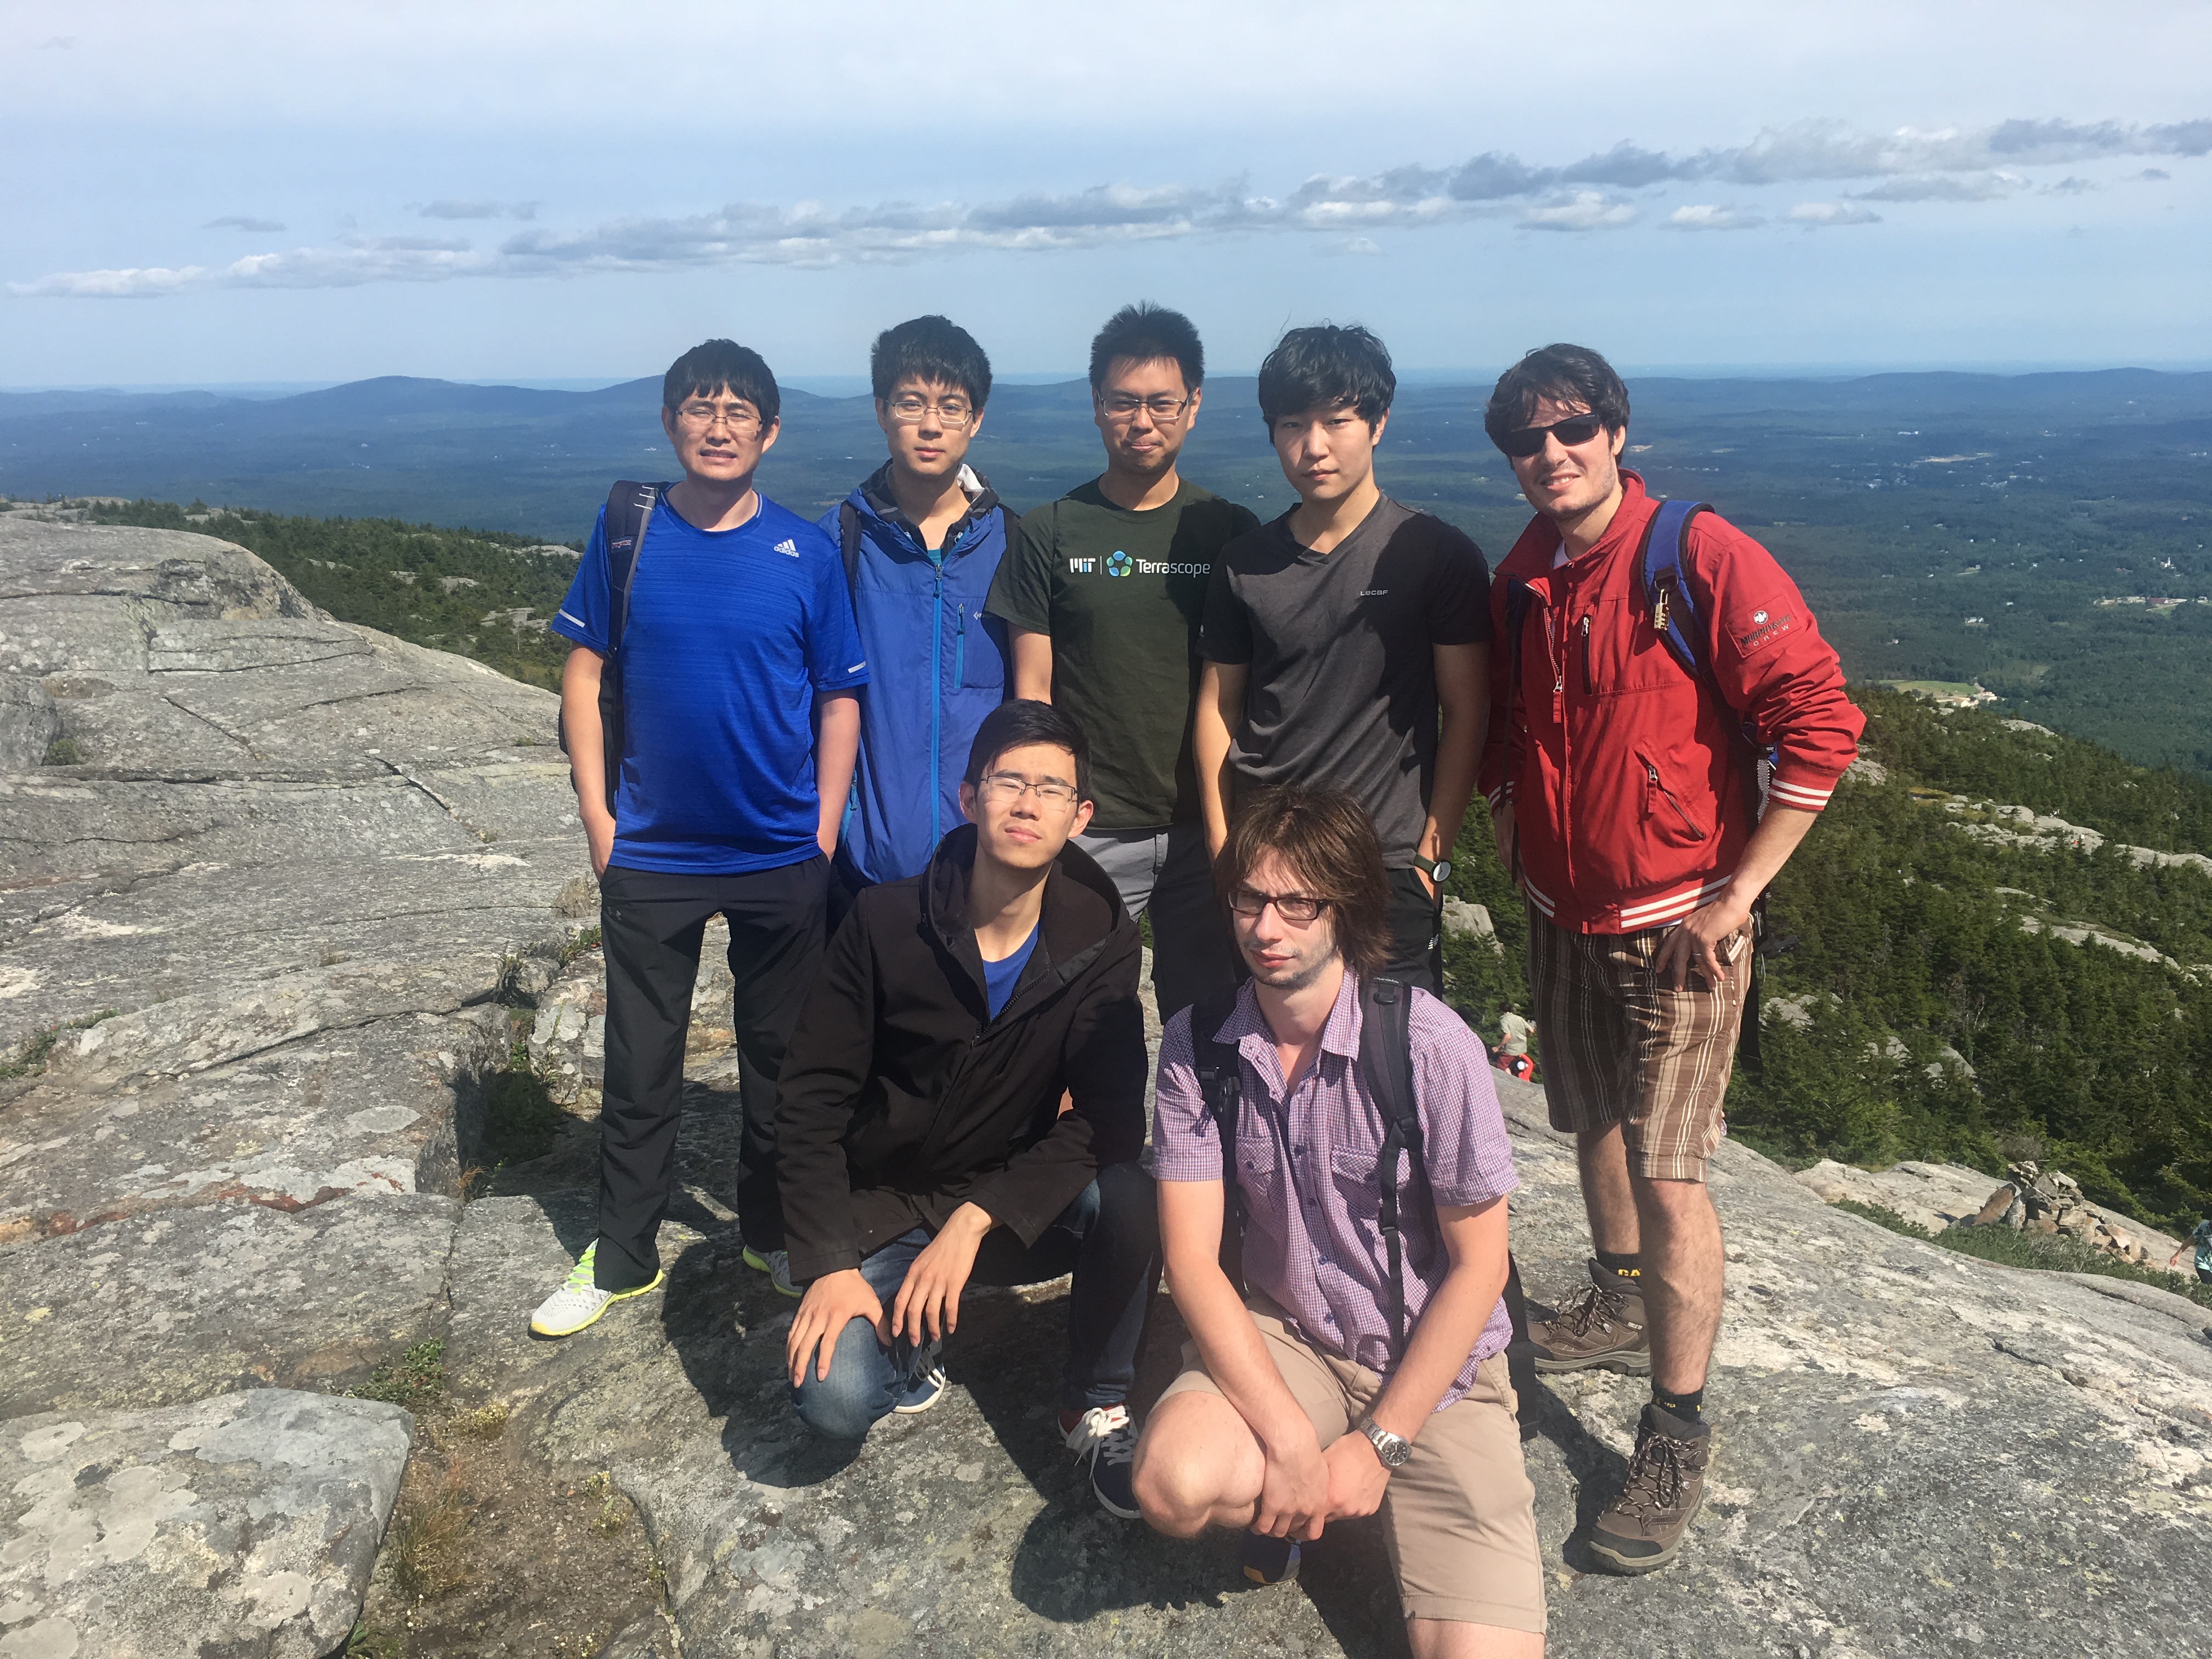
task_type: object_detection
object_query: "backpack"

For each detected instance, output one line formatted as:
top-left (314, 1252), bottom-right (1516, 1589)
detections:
top-left (1190, 978), bottom-right (1536, 1414)
top-left (1499, 496), bottom-right (1771, 1069)
top-left (556, 479), bottom-right (667, 807)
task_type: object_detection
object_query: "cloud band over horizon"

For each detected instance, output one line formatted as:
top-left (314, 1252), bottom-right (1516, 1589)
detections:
top-left (18, 115), bottom-right (2206, 300)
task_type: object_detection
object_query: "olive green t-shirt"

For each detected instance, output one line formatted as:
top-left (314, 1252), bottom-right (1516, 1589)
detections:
top-left (986, 477), bottom-right (1260, 828)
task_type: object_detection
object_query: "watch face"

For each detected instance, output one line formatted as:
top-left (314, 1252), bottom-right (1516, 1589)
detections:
top-left (1431, 861), bottom-right (1452, 883)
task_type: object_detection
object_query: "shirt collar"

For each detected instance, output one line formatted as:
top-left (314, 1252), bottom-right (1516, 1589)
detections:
top-left (1211, 969), bottom-right (1364, 1078)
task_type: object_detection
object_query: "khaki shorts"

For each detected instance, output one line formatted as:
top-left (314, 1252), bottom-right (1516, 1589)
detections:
top-left (1524, 904), bottom-right (1745, 1181)
top-left (1159, 1298), bottom-right (1545, 1633)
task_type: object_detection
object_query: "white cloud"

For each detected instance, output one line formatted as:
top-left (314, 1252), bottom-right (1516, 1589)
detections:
top-left (1786, 202), bottom-right (1882, 227)
top-left (202, 215), bottom-right (286, 232)
top-left (411, 199), bottom-right (540, 221)
top-left (2137, 167), bottom-right (2171, 182)
top-left (1520, 191), bottom-right (1639, 233)
top-left (15, 112), bottom-right (2206, 297)
top-left (1328, 235), bottom-right (1384, 256)
top-left (1666, 204), bottom-right (1763, 231)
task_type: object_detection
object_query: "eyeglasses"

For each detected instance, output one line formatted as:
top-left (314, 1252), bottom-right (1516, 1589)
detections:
top-left (977, 772), bottom-right (1080, 808)
top-left (675, 403), bottom-right (764, 433)
top-left (1496, 412), bottom-right (1609, 459)
top-left (1226, 887), bottom-right (1329, 924)
top-left (1099, 393), bottom-right (1193, 424)
top-left (884, 394), bottom-right (975, 428)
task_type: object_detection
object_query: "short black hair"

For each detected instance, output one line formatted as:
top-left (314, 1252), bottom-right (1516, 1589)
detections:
top-left (1257, 324), bottom-right (1395, 428)
top-left (1483, 343), bottom-right (1629, 450)
top-left (1088, 302), bottom-right (1204, 394)
top-left (871, 315), bottom-right (993, 409)
top-left (964, 699), bottom-right (1091, 803)
top-left (663, 338), bottom-right (780, 426)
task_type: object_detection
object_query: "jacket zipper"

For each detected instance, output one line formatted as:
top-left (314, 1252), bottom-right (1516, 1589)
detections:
top-left (1640, 753), bottom-right (1708, 840)
top-left (1579, 614), bottom-right (1594, 696)
top-left (929, 548), bottom-right (945, 843)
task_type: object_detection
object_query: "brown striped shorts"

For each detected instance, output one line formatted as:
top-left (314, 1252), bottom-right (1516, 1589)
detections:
top-left (1524, 904), bottom-right (1746, 1181)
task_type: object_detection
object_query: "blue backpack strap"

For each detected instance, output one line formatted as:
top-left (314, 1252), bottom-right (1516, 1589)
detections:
top-left (1635, 497), bottom-right (1710, 679)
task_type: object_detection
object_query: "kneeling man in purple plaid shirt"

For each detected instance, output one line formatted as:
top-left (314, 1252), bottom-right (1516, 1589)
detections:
top-left (1133, 785), bottom-right (1545, 1655)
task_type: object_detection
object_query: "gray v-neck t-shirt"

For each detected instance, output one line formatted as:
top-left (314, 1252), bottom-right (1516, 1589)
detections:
top-left (1199, 495), bottom-right (1490, 863)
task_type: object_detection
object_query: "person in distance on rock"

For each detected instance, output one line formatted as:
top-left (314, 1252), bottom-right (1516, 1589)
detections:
top-left (1133, 786), bottom-right (1544, 1656)
top-left (2169, 1214), bottom-right (2212, 1284)
top-left (1195, 323), bottom-right (1491, 995)
top-left (817, 315), bottom-right (1017, 931)
top-left (1479, 343), bottom-right (1863, 1574)
top-left (776, 701), bottom-right (1160, 1519)
top-left (985, 301), bottom-right (1254, 1029)
top-left (531, 338), bottom-right (867, 1339)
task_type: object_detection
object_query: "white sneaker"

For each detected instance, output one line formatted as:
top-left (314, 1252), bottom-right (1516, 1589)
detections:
top-left (529, 1240), bottom-right (663, 1338)
top-left (1062, 1402), bottom-right (1140, 1518)
top-left (742, 1244), bottom-right (800, 1298)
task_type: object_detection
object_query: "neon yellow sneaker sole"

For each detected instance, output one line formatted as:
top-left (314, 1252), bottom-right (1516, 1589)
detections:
top-left (529, 1241), bottom-right (664, 1337)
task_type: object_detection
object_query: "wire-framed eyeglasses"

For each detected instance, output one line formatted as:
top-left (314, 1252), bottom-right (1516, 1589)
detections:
top-left (1226, 887), bottom-right (1329, 923)
top-left (1098, 393), bottom-right (1193, 424)
top-left (977, 772), bottom-right (1080, 808)
top-left (674, 402), bottom-right (765, 433)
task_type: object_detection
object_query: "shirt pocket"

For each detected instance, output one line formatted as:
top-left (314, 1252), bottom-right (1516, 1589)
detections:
top-left (956, 605), bottom-right (1009, 692)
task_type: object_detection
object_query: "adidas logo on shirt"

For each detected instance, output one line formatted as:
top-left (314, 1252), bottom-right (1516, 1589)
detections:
top-left (775, 538), bottom-right (800, 556)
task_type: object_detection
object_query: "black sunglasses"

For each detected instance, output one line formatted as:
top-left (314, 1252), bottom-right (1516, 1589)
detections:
top-left (1496, 412), bottom-right (1609, 459)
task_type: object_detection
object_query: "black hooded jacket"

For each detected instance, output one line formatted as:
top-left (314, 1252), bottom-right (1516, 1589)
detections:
top-left (775, 824), bottom-right (1147, 1284)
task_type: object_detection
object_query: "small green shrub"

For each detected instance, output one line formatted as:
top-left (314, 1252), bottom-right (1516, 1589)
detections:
top-left (1832, 1198), bottom-right (2212, 1308)
top-left (41, 737), bottom-right (81, 766)
top-left (0, 1010), bottom-right (120, 1080)
top-left (348, 1339), bottom-right (447, 1409)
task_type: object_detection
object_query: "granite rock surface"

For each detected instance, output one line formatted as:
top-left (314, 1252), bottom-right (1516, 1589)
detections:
top-left (0, 1388), bottom-right (414, 1658)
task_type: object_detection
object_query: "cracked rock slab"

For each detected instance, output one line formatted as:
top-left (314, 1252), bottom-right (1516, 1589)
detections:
top-left (0, 1193), bottom-right (460, 1418)
top-left (0, 1389), bottom-right (413, 1659)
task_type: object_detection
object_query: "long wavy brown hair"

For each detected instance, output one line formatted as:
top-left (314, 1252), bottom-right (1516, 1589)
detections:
top-left (1215, 786), bottom-right (1394, 979)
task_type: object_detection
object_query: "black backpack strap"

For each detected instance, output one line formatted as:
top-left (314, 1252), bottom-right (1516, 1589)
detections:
top-left (602, 479), bottom-right (661, 659)
top-left (1356, 975), bottom-right (1425, 1352)
top-left (1190, 991), bottom-right (1248, 1293)
top-left (838, 500), bottom-right (862, 598)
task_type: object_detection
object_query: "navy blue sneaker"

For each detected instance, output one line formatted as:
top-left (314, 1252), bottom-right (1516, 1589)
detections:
top-left (893, 1362), bottom-right (947, 1416)
top-left (1059, 1403), bottom-right (1139, 1519)
top-left (1239, 1531), bottom-right (1301, 1585)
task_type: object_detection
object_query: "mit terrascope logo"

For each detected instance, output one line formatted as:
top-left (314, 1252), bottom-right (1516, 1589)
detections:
top-left (1106, 550), bottom-right (1132, 577)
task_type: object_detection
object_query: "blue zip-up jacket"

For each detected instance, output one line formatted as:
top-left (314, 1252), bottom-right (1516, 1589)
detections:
top-left (820, 463), bottom-right (1014, 887)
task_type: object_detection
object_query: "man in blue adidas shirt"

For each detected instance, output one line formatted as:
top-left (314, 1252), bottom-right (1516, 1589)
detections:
top-left (531, 338), bottom-right (868, 1338)
top-left (820, 316), bottom-right (1013, 927)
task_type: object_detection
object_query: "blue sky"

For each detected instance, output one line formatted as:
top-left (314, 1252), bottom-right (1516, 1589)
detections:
top-left (6, 0), bottom-right (2210, 386)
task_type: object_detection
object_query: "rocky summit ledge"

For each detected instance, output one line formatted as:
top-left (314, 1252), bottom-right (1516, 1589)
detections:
top-left (2, 515), bottom-right (2209, 1657)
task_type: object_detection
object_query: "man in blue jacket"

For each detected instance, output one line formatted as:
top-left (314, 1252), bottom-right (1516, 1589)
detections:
top-left (821, 316), bottom-right (1013, 929)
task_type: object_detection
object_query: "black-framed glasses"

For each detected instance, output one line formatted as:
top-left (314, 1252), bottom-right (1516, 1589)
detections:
top-left (884, 394), bottom-right (975, 428)
top-left (1226, 887), bottom-right (1329, 923)
top-left (1099, 393), bottom-right (1192, 424)
top-left (1496, 412), bottom-right (1608, 459)
top-left (977, 772), bottom-right (1080, 808)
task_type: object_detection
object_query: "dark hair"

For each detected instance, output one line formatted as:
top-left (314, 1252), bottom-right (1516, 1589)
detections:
top-left (1257, 324), bottom-right (1396, 427)
top-left (663, 338), bottom-right (780, 425)
top-left (1088, 302), bottom-right (1204, 393)
top-left (1482, 343), bottom-right (1629, 450)
top-left (963, 699), bottom-right (1091, 803)
top-left (1215, 786), bottom-right (1392, 978)
top-left (870, 315), bottom-right (993, 409)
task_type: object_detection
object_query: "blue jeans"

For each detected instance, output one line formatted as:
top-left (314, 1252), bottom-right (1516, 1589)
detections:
top-left (789, 1161), bottom-right (1159, 1440)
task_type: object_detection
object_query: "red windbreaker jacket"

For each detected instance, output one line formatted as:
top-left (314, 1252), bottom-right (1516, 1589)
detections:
top-left (1478, 472), bottom-right (1863, 934)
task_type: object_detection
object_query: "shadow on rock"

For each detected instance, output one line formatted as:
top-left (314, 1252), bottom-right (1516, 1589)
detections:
top-left (1520, 1376), bottom-right (1630, 1574)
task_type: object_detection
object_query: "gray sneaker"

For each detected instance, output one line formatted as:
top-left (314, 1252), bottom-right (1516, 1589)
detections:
top-left (742, 1244), bottom-right (800, 1298)
top-left (1591, 1403), bottom-right (1715, 1574)
top-left (1530, 1260), bottom-right (1649, 1375)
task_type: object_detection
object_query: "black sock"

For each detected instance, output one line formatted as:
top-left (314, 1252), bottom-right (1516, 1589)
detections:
top-left (1653, 1385), bottom-right (1705, 1425)
top-left (1595, 1249), bottom-right (1641, 1282)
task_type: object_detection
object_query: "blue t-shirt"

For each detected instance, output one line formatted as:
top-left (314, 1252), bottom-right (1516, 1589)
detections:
top-left (552, 492), bottom-right (869, 874)
top-left (981, 923), bottom-right (1040, 1020)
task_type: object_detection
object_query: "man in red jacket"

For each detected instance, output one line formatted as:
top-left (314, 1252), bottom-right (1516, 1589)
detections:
top-left (1477, 344), bottom-right (1861, 1575)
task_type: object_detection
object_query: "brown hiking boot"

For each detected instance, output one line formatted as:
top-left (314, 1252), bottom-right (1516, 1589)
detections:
top-left (1529, 1260), bottom-right (1649, 1375)
top-left (1590, 1403), bottom-right (1715, 1575)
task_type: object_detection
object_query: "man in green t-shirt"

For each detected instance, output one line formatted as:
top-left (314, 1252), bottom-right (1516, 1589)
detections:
top-left (985, 303), bottom-right (1258, 1022)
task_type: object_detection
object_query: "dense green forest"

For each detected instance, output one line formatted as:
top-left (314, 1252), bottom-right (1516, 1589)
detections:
top-left (77, 498), bottom-right (578, 690)
top-left (1443, 687), bottom-right (2212, 1234)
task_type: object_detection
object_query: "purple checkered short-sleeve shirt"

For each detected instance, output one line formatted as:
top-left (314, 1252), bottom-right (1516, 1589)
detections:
top-left (1153, 973), bottom-right (1520, 1409)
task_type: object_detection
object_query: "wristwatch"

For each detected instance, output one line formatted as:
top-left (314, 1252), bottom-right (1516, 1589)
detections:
top-left (1357, 1416), bottom-right (1412, 1469)
top-left (1413, 853), bottom-right (1453, 887)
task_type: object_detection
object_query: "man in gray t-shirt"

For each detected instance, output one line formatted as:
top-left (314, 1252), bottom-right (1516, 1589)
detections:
top-left (1195, 325), bottom-right (1491, 992)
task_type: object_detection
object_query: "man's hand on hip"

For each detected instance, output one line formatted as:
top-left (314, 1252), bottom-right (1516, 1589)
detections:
top-left (583, 807), bottom-right (616, 878)
top-left (891, 1203), bottom-right (993, 1345)
top-left (786, 1268), bottom-right (887, 1386)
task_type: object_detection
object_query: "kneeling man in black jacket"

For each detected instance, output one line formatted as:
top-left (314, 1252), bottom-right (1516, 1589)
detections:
top-left (778, 699), bottom-right (1159, 1516)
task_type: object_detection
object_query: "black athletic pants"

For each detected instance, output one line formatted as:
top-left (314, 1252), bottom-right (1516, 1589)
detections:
top-left (1382, 865), bottom-right (1446, 996)
top-left (594, 856), bottom-right (828, 1293)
